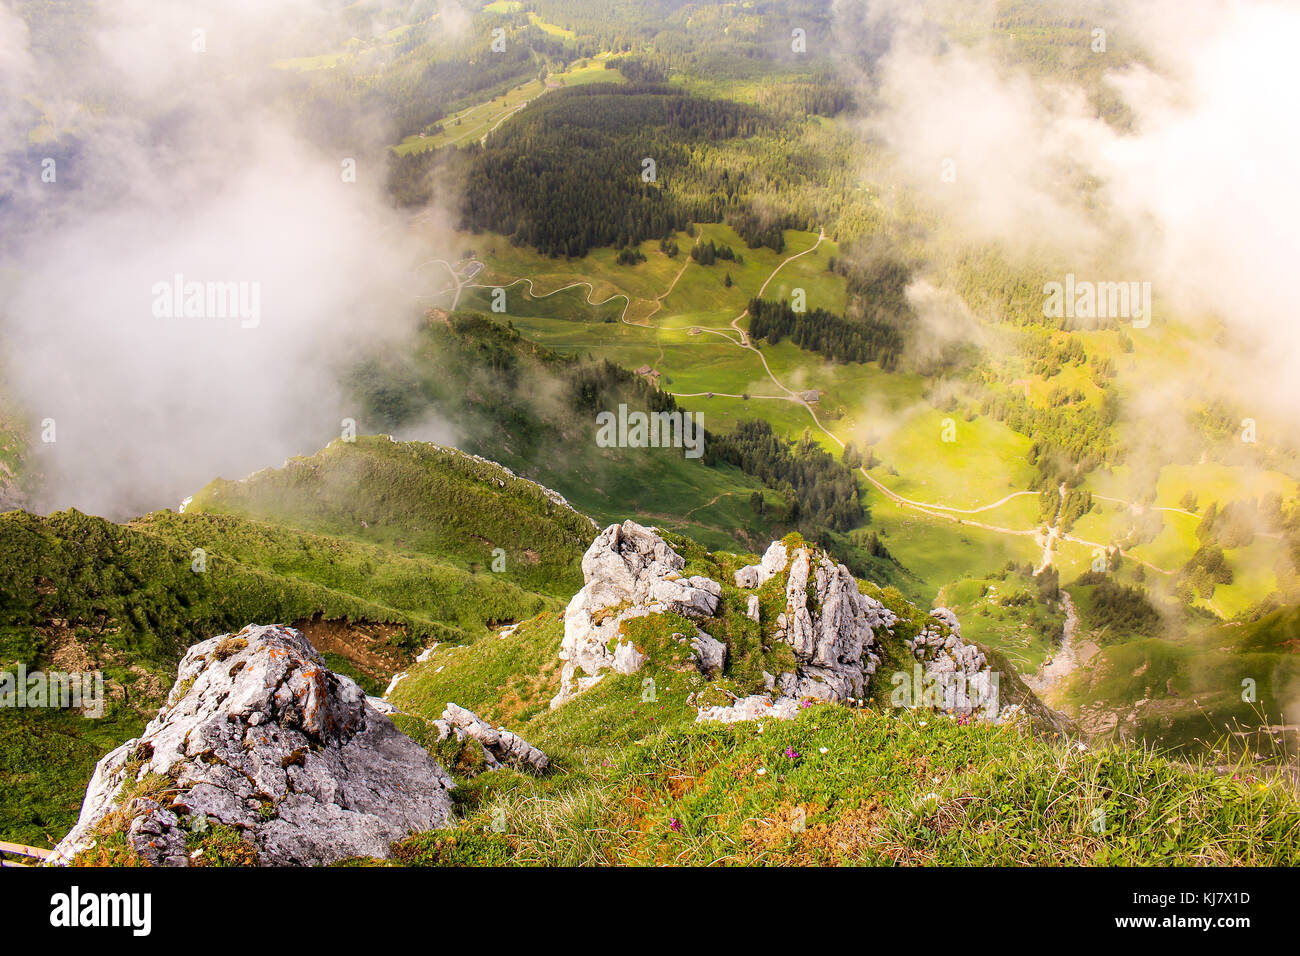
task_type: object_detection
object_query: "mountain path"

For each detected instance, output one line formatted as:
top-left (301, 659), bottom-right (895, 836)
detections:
top-left (421, 228), bottom-right (1171, 574)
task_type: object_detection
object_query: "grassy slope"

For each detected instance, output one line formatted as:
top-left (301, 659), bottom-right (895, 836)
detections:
top-left (378, 535), bottom-right (1296, 866)
top-left (183, 436), bottom-right (591, 599)
top-left (1052, 601), bottom-right (1300, 757)
top-left (342, 314), bottom-right (846, 563)
top-left (0, 438), bottom-right (591, 846)
top-left (938, 568), bottom-right (1067, 673)
top-left (453, 202), bottom-right (1296, 611)
top-left (393, 58), bottom-right (624, 156)
top-left (425, 26), bottom-right (1300, 710)
top-left (439, 225), bottom-right (1087, 602)
top-left (448, 210), bottom-right (1300, 765)
top-left (29, 495), bottom-right (1297, 866)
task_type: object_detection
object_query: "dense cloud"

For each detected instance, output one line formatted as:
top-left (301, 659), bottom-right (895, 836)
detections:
top-left (0, 0), bottom-right (457, 517)
top-left (837, 0), bottom-right (1300, 421)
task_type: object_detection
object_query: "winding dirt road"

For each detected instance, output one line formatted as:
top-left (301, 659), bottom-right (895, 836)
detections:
top-left (421, 230), bottom-right (1171, 575)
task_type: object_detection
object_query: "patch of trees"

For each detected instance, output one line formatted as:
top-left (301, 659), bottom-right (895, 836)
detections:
top-left (753, 77), bottom-right (855, 119)
top-left (350, 312), bottom-right (687, 467)
top-left (704, 420), bottom-right (865, 532)
top-left (1035, 564), bottom-right (1060, 602)
top-left (1177, 546), bottom-right (1233, 601)
top-left (815, 251), bottom-right (922, 363)
top-left (1196, 500), bottom-right (1261, 549)
top-left (1020, 330), bottom-right (1089, 379)
top-left (1119, 508), bottom-right (1166, 551)
top-left (862, 531), bottom-right (894, 562)
top-left (1075, 571), bottom-right (1162, 640)
top-left (729, 209), bottom-right (786, 252)
top-left (690, 239), bottom-right (736, 264)
top-left (457, 86), bottom-right (780, 257)
top-left (605, 54), bottom-right (667, 84)
top-left (834, 252), bottom-right (915, 325)
top-left (566, 358), bottom-right (679, 416)
top-left (392, 28), bottom-right (570, 134)
top-left (332, 15), bottom-right (576, 146)
top-left (528, 0), bottom-right (698, 48)
top-left (1040, 486), bottom-right (1093, 530)
top-left (530, 0), bottom-right (839, 78)
top-left (387, 144), bottom-right (454, 209)
top-left (747, 297), bottom-right (904, 370)
top-left (983, 390), bottom-right (1121, 483)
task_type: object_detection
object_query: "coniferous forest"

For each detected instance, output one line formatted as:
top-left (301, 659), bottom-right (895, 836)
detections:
top-left (456, 86), bottom-right (782, 257)
top-left (747, 296), bottom-right (904, 369)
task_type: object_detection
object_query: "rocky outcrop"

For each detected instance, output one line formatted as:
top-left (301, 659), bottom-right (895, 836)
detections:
top-left (435, 703), bottom-right (549, 773)
top-left (553, 527), bottom-right (900, 722)
top-left (550, 525), bottom-right (1045, 731)
top-left (124, 799), bottom-right (188, 866)
top-left (769, 547), bottom-right (891, 702)
top-left (50, 624), bottom-right (454, 867)
top-left (700, 541), bottom-right (898, 724)
top-left (734, 540), bottom-right (789, 589)
top-left (696, 694), bottom-right (803, 724)
top-left (688, 630), bottom-right (727, 677)
top-left (907, 606), bottom-right (1001, 718)
top-left (552, 521), bottom-right (722, 707)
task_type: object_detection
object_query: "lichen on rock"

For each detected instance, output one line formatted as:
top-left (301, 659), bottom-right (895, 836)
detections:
top-left (551, 520), bottom-right (722, 707)
top-left (50, 624), bottom-right (455, 867)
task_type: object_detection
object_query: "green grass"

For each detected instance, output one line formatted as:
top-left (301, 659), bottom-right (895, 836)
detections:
top-left (526, 11), bottom-right (574, 38)
top-left (35, 504), bottom-right (1297, 867)
top-left (342, 314), bottom-right (799, 557)
top-left (183, 435), bottom-right (592, 599)
top-left (394, 80), bottom-right (548, 155)
top-left (868, 409), bottom-right (1038, 511)
top-left (866, 495), bottom-right (1042, 606)
top-left (0, 705), bottom-right (148, 851)
top-left (1052, 599), bottom-right (1300, 756)
top-left (418, 204), bottom-right (1300, 780)
top-left (0, 438), bottom-right (595, 846)
top-left (134, 510), bottom-right (554, 635)
top-left (938, 571), bottom-right (1067, 673)
top-left (426, 216), bottom-right (1300, 771)
top-left (458, 283), bottom-right (625, 326)
top-left (382, 581), bottom-right (1300, 865)
top-left (394, 625), bottom-right (1300, 865)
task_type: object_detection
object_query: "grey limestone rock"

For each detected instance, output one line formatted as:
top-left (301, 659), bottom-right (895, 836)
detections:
top-left (438, 702), bottom-right (550, 773)
top-left (51, 624), bottom-right (454, 867)
top-left (552, 521), bottom-right (722, 707)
